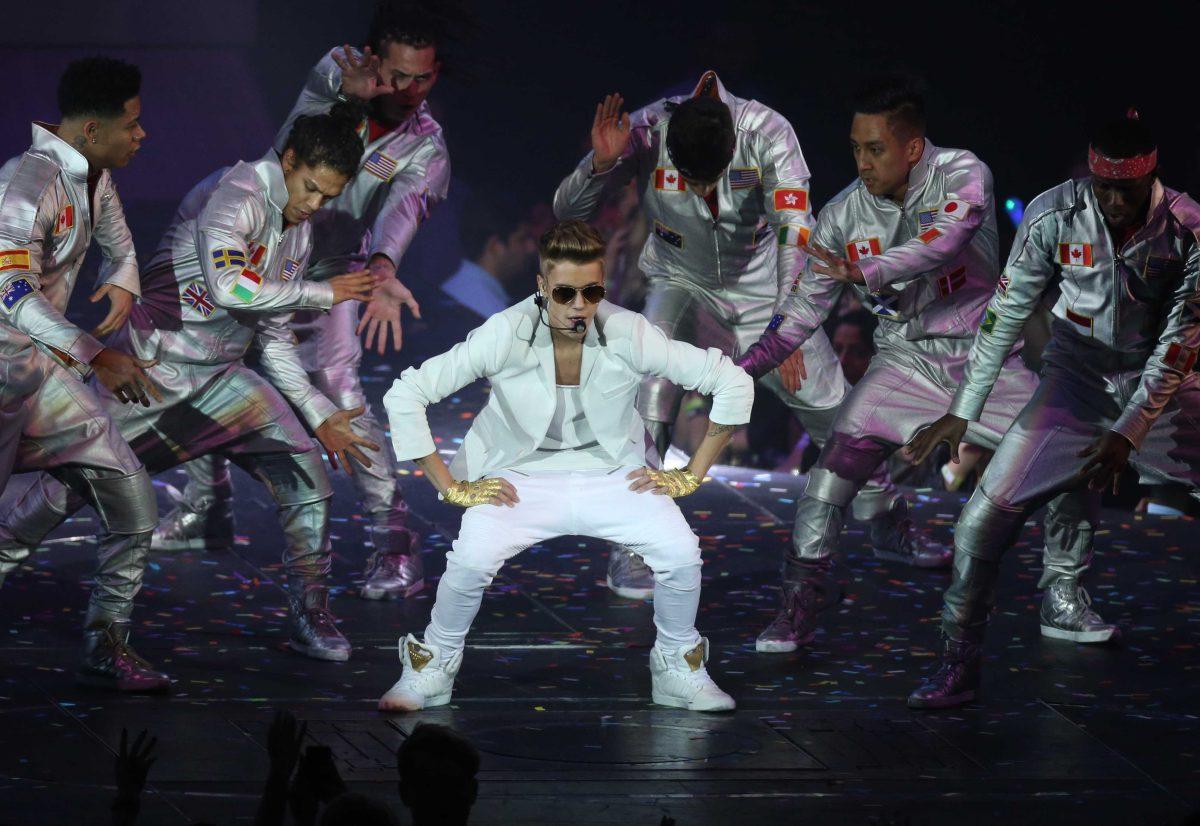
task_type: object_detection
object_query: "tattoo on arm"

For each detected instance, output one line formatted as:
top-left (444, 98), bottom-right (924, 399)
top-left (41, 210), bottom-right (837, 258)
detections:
top-left (706, 423), bottom-right (738, 437)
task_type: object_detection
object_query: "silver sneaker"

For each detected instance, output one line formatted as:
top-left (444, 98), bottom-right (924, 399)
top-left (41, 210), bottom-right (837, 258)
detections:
top-left (869, 499), bottom-right (952, 568)
top-left (907, 637), bottom-right (981, 709)
top-left (755, 584), bottom-right (819, 653)
top-left (650, 638), bottom-right (735, 712)
top-left (1040, 580), bottom-right (1119, 643)
top-left (606, 544), bottom-right (655, 600)
top-left (150, 495), bottom-right (234, 552)
top-left (362, 530), bottom-right (425, 600)
top-left (379, 634), bottom-right (462, 712)
top-left (288, 582), bottom-right (352, 662)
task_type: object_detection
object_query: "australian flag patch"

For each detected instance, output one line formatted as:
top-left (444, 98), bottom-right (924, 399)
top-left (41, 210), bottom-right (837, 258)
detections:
top-left (1, 277), bottom-right (34, 310)
top-left (654, 220), bottom-right (683, 249)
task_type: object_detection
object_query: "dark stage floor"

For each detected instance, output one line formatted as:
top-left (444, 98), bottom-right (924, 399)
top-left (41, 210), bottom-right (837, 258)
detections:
top-left (2, 364), bottom-right (1199, 825)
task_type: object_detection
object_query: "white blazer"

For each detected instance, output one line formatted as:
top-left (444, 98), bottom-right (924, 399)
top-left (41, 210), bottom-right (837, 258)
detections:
top-left (384, 296), bottom-right (755, 481)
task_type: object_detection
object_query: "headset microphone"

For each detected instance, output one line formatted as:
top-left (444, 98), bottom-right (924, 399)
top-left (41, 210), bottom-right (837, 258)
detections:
top-left (533, 293), bottom-right (586, 334)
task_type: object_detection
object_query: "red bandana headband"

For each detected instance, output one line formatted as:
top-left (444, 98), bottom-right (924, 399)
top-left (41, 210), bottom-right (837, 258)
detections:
top-left (1088, 145), bottom-right (1157, 179)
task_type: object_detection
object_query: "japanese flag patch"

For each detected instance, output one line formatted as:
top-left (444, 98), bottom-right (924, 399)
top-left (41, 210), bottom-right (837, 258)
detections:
top-left (940, 199), bottom-right (969, 220)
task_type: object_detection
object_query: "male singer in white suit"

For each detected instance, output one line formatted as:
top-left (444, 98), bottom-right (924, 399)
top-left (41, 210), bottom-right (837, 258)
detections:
top-left (378, 220), bottom-right (754, 712)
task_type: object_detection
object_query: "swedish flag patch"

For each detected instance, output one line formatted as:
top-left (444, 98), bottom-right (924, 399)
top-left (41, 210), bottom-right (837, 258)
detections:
top-left (211, 248), bottom-right (247, 270)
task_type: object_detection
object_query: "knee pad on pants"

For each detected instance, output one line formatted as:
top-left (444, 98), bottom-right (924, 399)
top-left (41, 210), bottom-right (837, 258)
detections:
top-left (83, 467), bottom-right (158, 535)
top-left (803, 467), bottom-right (860, 509)
top-left (955, 491), bottom-right (1027, 563)
top-left (248, 449), bottom-right (333, 507)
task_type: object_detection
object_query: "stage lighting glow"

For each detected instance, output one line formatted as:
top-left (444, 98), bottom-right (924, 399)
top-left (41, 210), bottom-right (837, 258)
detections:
top-left (1003, 196), bottom-right (1024, 227)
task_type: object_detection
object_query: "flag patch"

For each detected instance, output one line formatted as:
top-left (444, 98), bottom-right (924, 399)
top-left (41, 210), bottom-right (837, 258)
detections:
top-left (918, 227), bottom-right (943, 244)
top-left (246, 242), bottom-right (266, 267)
top-left (767, 312), bottom-right (785, 331)
top-left (364, 150), bottom-right (398, 180)
top-left (654, 168), bottom-right (686, 191)
top-left (211, 248), bottom-right (247, 270)
top-left (654, 220), bottom-right (684, 249)
top-left (846, 238), bottom-right (882, 261)
top-left (728, 167), bottom-right (761, 189)
top-left (773, 188), bottom-right (809, 211)
top-left (1065, 307), bottom-right (1093, 332)
top-left (1144, 256), bottom-right (1183, 279)
top-left (998, 273), bottom-right (1010, 296)
top-left (867, 291), bottom-right (902, 319)
top-left (918, 208), bottom-right (938, 232)
top-left (778, 224), bottom-right (811, 247)
top-left (937, 266), bottom-right (968, 297)
top-left (980, 308), bottom-right (997, 334)
top-left (55, 204), bottom-right (75, 235)
top-left (940, 199), bottom-right (969, 220)
top-left (1, 277), bottom-right (34, 310)
top-left (182, 283), bottom-right (215, 317)
top-left (231, 268), bottom-right (263, 303)
top-left (0, 249), bottom-right (31, 272)
top-left (1059, 243), bottom-right (1093, 267)
top-left (280, 258), bottom-right (301, 281)
top-left (1164, 342), bottom-right (1198, 372)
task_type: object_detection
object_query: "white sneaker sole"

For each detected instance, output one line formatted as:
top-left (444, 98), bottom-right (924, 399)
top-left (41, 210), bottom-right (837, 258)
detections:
top-left (360, 579), bottom-right (425, 601)
top-left (288, 639), bottom-right (351, 662)
top-left (755, 634), bottom-right (811, 653)
top-left (1040, 624), bottom-right (1118, 644)
top-left (651, 690), bottom-right (736, 712)
top-left (606, 575), bottom-right (654, 601)
top-left (378, 688), bottom-right (452, 712)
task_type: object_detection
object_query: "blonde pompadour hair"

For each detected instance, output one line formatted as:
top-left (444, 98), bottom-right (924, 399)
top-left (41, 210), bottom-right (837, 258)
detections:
top-left (538, 219), bottom-right (605, 274)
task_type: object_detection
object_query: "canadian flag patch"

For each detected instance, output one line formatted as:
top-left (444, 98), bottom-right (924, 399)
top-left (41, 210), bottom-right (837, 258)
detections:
top-left (55, 204), bottom-right (75, 235)
top-left (845, 238), bottom-right (882, 261)
top-left (654, 168), bottom-right (686, 191)
top-left (1164, 342), bottom-right (1198, 373)
top-left (1059, 243), bottom-right (1093, 266)
top-left (773, 188), bottom-right (809, 211)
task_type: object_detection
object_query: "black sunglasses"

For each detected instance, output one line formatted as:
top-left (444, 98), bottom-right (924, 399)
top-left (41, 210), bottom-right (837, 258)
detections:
top-left (548, 284), bottom-right (606, 305)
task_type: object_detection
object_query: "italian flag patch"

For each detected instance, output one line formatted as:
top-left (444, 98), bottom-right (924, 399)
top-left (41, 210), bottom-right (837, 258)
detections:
top-left (231, 268), bottom-right (262, 303)
top-left (778, 224), bottom-right (811, 247)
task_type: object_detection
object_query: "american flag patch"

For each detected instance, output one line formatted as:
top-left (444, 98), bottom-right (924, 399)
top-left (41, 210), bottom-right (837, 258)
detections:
top-left (363, 150), bottom-right (398, 180)
top-left (1144, 256), bottom-right (1183, 279)
top-left (2, 277), bottom-right (34, 310)
top-left (918, 208), bottom-right (938, 232)
top-left (182, 284), bottom-right (215, 317)
top-left (867, 291), bottom-right (902, 320)
top-left (280, 258), bottom-right (301, 281)
top-left (728, 167), bottom-right (760, 189)
top-left (1164, 342), bottom-right (1198, 372)
top-left (937, 266), bottom-right (968, 297)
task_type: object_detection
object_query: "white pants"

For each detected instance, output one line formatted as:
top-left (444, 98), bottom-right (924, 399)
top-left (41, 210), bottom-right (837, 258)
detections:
top-left (424, 467), bottom-right (704, 655)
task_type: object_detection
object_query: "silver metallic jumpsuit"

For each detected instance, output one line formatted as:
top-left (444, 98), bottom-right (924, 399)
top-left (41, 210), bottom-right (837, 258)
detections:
top-left (0, 153), bottom-right (355, 661)
top-left (554, 71), bottom-right (916, 594)
top-left (164, 47), bottom-right (450, 596)
top-left (0, 123), bottom-right (162, 685)
top-left (911, 177), bottom-right (1200, 707)
top-left (737, 141), bottom-right (1040, 650)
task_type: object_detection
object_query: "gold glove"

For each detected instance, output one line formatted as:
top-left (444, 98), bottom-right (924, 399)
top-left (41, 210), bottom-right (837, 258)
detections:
top-left (442, 478), bottom-right (504, 507)
top-left (646, 467), bottom-right (702, 498)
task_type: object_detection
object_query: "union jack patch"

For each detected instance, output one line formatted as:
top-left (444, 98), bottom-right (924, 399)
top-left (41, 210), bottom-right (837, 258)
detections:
top-left (182, 283), bottom-right (215, 317)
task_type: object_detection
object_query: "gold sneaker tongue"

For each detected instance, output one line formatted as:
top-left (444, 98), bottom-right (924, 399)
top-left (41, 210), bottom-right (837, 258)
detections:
top-left (407, 640), bottom-right (434, 672)
top-left (684, 641), bottom-right (706, 671)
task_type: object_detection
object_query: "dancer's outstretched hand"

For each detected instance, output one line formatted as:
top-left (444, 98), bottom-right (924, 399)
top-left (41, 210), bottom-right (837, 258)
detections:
top-left (802, 242), bottom-right (865, 285)
top-left (444, 477), bottom-right (519, 508)
top-left (316, 407), bottom-right (380, 474)
top-left (627, 467), bottom-right (701, 498)
top-left (778, 346), bottom-right (807, 394)
top-left (331, 44), bottom-right (385, 100)
top-left (591, 93), bottom-right (631, 173)
top-left (903, 414), bottom-right (968, 465)
top-left (1078, 430), bottom-right (1132, 494)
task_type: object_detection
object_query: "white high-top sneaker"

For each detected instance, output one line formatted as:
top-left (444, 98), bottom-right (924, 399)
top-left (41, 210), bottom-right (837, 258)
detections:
top-left (378, 634), bottom-right (462, 712)
top-left (649, 637), bottom-right (735, 712)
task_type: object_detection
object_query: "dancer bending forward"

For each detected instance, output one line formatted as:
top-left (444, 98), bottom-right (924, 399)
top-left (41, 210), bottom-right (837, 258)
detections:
top-left (378, 220), bottom-right (753, 712)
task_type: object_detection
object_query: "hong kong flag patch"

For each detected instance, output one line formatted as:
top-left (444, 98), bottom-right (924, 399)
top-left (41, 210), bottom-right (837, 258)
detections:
top-left (1059, 243), bottom-right (1093, 266)
top-left (773, 188), bottom-right (808, 211)
top-left (654, 168), bottom-right (686, 191)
